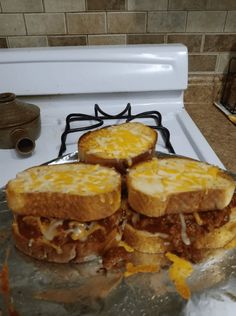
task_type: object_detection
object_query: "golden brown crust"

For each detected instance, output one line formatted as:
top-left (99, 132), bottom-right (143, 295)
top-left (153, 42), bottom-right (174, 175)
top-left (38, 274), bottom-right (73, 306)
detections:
top-left (127, 184), bottom-right (234, 217)
top-left (127, 158), bottom-right (236, 217)
top-left (78, 123), bottom-right (157, 173)
top-left (194, 206), bottom-right (236, 249)
top-left (7, 188), bottom-right (121, 221)
top-left (122, 223), bottom-right (168, 254)
top-left (79, 147), bottom-right (155, 174)
top-left (12, 221), bottom-right (119, 263)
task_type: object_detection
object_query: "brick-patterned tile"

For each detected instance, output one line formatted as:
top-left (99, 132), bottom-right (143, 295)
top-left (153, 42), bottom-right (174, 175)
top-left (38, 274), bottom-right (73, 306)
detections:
top-left (184, 75), bottom-right (215, 103)
top-left (148, 12), bottom-right (186, 33)
top-left (0, 37), bottom-right (7, 48)
top-left (204, 35), bottom-right (236, 52)
top-left (225, 11), bottom-right (236, 32)
top-left (189, 54), bottom-right (217, 72)
top-left (8, 36), bottom-right (47, 48)
top-left (168, 0), bottom-right (207, 10)
top-left (167, 34), bottom-right (202, 52)
top-left (88, 35), bottom-right (126, 45)
top-left (187, 11), bottom-right (226, 32)
top-left (25, 13), bottom-right (66, 35)
top-left (217, 53), bottom-right (236, 73)
top-left (207, 0), bottom-right (236, 10)
top-left (67, 13), bottom-right (106, 34)
top-left (87, 0), bottom-right (125, 11)
top-left (1, 0), bottom-right (43, 12)
top-left (48, 35), bottom-right (87, 46)
top-left (127, 34), bottom-right (164, 44)
top-left (44, 0), bottom-right (85, 12)
top-left (128, 0), bottom-right (168, 10)
top-left (108, 13), bottom-right (146, 34)
top-left (0, 14), bottom-right (26, 36)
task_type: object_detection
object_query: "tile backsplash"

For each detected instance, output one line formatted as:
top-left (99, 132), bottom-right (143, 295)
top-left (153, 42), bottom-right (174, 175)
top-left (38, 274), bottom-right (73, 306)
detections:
top-left (0, 0), bottom-right (235, 75)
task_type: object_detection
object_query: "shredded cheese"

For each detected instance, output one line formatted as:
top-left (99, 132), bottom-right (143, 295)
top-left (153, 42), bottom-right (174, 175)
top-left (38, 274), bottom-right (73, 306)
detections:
top-left (166, 252), bottom-right (193, 300)
top-left (25, 216), bottom-right (107, 244)
top-left (37, 218), bottom-right (63, 241)
top-left (68, 222), bottom-right (106, 241)
top-left (179, 213), bottom-right (191, 246)
top-left (124, 262), bottom-right (159, 277)
top-left (81, 122), bottom-right (155, 159)
top-left (118, 240), bottom-right (134, 253)
top-left (12, 163), bottom-right (120, 195)
top-left (129, 157), bottom-right (223, 196)
top-left (194, 212), bottom-right (203, 226)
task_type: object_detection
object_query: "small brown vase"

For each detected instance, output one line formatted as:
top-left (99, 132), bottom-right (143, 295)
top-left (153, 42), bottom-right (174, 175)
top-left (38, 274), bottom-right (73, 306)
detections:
top-left (0, 92), bottom-right (41, 155)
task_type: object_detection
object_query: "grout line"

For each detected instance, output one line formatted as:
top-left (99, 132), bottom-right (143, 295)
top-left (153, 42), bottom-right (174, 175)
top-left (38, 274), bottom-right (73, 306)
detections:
top-left (105, 11), bottom-right (108, 33)
top-left (64, 12), bottom-right (68, 34)
top-left (145, 11), bottom-right (148, 33)
top-left (42, 0), bottom-right (45, 12)
top-left (215, 53), bottom-right (221, 73)
top-left (167, 0), bottom-right (170, 10)
top-left (184, 10), bottom-right (188, 32)
top-left (125, 0), bottom-right (128, 11)
top-left (145, 11), bottom-right (149, 34)
top-left (200, 33), bottom-right (205, 53)
top-left (22, 13), bottom-right (28, 35)
top-left (0, 1), bottom-right (3, 12)
top-left (223, 10), bottom-right (228, 32)
top-left (6, 36), bottom-right (9, 48)
top-left (84, 0), bottom-right (88, 11)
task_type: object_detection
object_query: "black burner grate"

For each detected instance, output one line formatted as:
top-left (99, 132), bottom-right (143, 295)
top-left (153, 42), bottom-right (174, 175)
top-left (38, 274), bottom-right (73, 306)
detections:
top-left (58, 103), bottom-right (175, 157)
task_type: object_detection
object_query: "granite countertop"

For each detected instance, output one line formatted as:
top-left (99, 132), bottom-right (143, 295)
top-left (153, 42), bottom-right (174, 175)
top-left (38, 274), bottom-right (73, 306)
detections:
top-left (185, 103), bottom-right (236, 174)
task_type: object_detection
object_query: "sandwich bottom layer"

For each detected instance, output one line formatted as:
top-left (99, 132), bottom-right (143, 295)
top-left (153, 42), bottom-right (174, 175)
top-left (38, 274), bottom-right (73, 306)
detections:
top-left (12, 210), bottom-right (124, 263)
top-left (123, 194), bottom-right (236, 263)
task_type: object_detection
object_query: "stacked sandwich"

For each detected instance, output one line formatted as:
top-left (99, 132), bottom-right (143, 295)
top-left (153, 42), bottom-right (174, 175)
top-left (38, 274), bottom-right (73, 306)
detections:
top-left (6, 122), bottom-right (236, 266)
top-left (124, 157), bottom-right (236, 262)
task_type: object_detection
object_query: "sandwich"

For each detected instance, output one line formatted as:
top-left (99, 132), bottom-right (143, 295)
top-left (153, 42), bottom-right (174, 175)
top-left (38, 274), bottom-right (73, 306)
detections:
top-left (78, 122), bottom-right (157, 173)
top-left (123, 157), bottom-right (236, 262)
top-left (6, 163), bottom-right (123, 263)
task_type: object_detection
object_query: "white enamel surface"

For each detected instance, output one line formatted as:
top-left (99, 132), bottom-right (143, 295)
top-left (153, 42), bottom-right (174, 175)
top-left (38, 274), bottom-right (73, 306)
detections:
top-left (0, 93), bottom-right (224, 187)
top-left (0, 45), bottom-right (187, 95)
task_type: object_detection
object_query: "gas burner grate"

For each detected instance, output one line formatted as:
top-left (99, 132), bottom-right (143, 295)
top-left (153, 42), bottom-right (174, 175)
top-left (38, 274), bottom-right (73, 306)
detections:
top-left (58, 103), bottom-right (175, 157)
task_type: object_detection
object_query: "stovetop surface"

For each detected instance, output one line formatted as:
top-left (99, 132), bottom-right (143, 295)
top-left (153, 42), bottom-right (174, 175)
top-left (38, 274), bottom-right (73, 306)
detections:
top-left (0, 93), bottom-right (224, 187)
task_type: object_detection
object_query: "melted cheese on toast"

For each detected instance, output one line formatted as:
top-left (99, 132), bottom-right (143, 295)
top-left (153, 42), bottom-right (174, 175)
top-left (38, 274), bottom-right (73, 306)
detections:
top-left (79, 122), bottom-right (156, 159)
top-left (128, 158), bottom-right (231, 196)
top-left (12, 163), bottom-right (120, 195)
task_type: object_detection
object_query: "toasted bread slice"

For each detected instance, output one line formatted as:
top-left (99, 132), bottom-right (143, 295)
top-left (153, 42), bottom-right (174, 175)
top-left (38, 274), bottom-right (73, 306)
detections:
top-left (127, 157), bottom-right (235, 217)
top-left (6, 163), bottom-right (121, 221)
top-left (78, 122), bottom-right (157, 173)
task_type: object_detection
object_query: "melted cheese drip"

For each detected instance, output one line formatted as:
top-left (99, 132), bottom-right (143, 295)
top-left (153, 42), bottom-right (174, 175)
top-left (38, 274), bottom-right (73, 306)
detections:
top-left (118, 240), bottom-right (134, 253)
top-left (38, 218), bottom-right (63, 241)
top-left (124, 262), bottom-right (159, 277)
top-left (179, 213), bottom-right (191, 246)
top-left (30, 217), bottom-right (106, 243)
top-left (194, 212), bottom-right (203, 225)
top-left (129, 157), bottom-right (226, 196)
top-left (68, 222), bottom-right (106, 241)
top-left (13, 163), bottom-right (120, 195)
top-left (82, 122), bottom-right (155, 159)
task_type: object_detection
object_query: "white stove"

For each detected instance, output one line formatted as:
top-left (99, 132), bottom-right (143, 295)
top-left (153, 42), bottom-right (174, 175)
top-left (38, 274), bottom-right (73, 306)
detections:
top-left (0, 44), bottom-right (223, 187)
